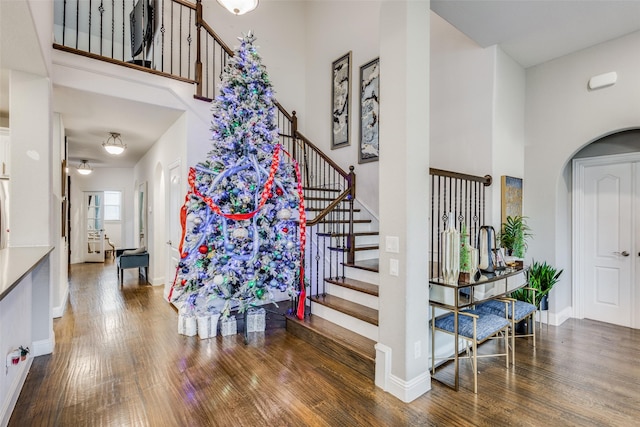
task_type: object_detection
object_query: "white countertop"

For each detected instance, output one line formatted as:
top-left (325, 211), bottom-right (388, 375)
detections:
top-left (0, 246), bottom-right (54, 301)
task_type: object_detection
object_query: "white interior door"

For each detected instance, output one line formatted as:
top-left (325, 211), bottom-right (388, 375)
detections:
top-left (85, 191), bottom-right (105, 263)
top-left (166, 162), bottom-right (181, 295)
top-left (582, 162), bottom-right (632, 327)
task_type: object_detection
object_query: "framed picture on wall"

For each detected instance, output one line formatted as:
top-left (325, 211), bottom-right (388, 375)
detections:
top-left (332, 51), bottom-right (351, 149)
top-left (359, 57), bottom-right (380, 163)
top-left (501, 175), bottom-right (523, 224)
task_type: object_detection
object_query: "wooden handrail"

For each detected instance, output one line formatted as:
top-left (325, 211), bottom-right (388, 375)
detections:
top-left (429, 168), bottom-right (492, 186)
top-left (173, 0), bottom-right (196, 9)
top-left (295, 131), bottom-right (350, 179)
top-left (198, 19), bottom-right (234, 57)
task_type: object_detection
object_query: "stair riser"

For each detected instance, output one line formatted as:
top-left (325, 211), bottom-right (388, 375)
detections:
top-left (306, 211), bottom-right (366, 222)
top-left (313, 222), bottom-right (374, 234)
top-left (344, 265), bottom-right (380, 284)
top-left (354, 235), bottom-right (380, 246)
top-left (323, 283), bottom-right (379, 310)
top-left (310, 302), bottom-right (379, 341)
top-left (355, 249), bottom-right (379, 261)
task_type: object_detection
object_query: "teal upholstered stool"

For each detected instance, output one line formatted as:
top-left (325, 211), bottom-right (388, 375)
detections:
top-left (116, 248), bottom-right (149, 285)
top-left (475, 296), bottom-right (537, 366)
top-left (431, 308), bottom-right (510, 393)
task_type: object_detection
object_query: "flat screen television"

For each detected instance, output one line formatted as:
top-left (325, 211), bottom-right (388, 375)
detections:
top-left (130, 0), bottom-right (153, 58)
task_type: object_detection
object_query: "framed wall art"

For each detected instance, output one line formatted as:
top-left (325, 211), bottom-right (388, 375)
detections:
top-left (501, 175), bottom-right (523, 223)
top-left (359, 57), bottom-right (379, 163)
top-left (331, 51), bottom-right (351, 149)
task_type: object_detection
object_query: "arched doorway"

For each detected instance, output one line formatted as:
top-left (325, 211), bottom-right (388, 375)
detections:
top-left (572, 129), bottom-right (640, 329)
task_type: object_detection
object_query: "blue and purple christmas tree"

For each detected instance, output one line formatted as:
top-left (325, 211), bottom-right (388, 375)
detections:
top-left (169, 32), bottom-right (306, 319)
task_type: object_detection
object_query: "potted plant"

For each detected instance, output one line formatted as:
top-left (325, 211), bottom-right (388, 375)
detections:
top-left (19, 346), bottom-right (30, 361)
top-left (525, 260), bottom-right (563, 310)
top-left (498, 215), bottom-right (532, 259)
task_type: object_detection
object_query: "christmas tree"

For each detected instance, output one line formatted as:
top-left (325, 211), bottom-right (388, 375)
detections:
top-left (169, 32), bottom-right (306, 319)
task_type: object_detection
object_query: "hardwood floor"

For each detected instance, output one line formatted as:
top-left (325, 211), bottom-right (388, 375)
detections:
top-left (9, 262), bottom-right (640, 426)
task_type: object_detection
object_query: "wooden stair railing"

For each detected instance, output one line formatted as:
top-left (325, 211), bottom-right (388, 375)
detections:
top-left (52, 0), bottom-right (361, 313)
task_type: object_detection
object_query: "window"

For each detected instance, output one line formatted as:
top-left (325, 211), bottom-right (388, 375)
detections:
top-left (104, 191), bottom-right (121, 221)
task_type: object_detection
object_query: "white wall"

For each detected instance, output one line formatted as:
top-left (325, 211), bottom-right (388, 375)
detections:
top-left (430, 12), bottom-right (526, 230)
top-left (302, 1), bottom-right (381, 215)
top-left (525, 30), bottom-right (640, 319)
top-left (69, 168), bottom-right (135, 264)
top-left (202, 0), bottom-right (307, 123)
top-left (53, 114), bottom-right (68, 318)
top-left (134, 113), bottom-right (187, 286)
top-left (376, 0), bottom-right (431, 402)
top-left (491, 47), bottom-right (526, 226)
top-left (430, 12), bottom-right (494, 178)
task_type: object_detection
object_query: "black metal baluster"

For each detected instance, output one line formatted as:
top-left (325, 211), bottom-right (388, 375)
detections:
top-left (75, 0), bottom-right (79, 49)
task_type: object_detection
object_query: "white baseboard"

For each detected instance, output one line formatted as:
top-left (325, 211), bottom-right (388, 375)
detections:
top-left (0, 358), bottom-right (32, 427)
top-left (375, 343), bottom-right (391, 390)
top-left (551, 306), bottom-right (573, 326)
top-left (374, 342), bottom-right (431, 403)
top-left (149, 276), bottom-right (164, 286)
top-left (32, 337), bottom-right (54, 357)
top-left (387, 371), bottom-right (431, 403)
top-left (52, 286), bottom-right (69, 318)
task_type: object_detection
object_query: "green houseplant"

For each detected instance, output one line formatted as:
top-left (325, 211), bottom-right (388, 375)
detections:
top-left (513, 260), bottom-right (563, 309)
top-left (499, 215), bottom-right (532, 258)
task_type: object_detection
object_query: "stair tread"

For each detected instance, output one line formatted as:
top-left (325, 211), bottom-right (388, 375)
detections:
top-left (344, 259), bottom-right (379, 273)
top-left (306, 207), bottom-right (360, 212)
top-left (315, 219), bottom-right (372, 224)
top-left (303, 186), bottom-right (340, 192)
top-left (327, 245), bottom-right (379, 252)
top-left (287, 314), bottom-right (376, 360)
top-left (310, 294), bottom-right (378, 326)
top-left (285, 314), bottom-right (376, 379)
top-left (325, 277), bottom-right (379, 296)
top-left (317, 231), bottom-right (379, 237)
top-left (304, 196), bottom-right (342, 202)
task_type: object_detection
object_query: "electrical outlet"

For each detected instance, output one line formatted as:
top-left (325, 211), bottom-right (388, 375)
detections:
top-left (414, 341), bottom-right (421, 359)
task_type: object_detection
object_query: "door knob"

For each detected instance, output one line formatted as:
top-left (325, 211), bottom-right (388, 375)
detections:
top-left (614, 251), bottom-right (629, 257)
top-left (166, 240), bottom-right (172, 246)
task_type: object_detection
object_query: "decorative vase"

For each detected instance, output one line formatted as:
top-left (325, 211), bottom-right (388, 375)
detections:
top-left (478, 226), bottom-right (496, 273)
top-left (441, 213), bottom-right (460, 284)
top-left (459, 225), bottom-right (478, 283)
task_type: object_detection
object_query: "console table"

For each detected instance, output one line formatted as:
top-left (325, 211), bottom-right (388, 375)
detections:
top-left (429, 267), bottom-right (526, 390)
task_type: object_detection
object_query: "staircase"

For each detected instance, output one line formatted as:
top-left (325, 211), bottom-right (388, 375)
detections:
top-left (286, 188), bottom-right (380, 380)
top-left (53, 0), bottom-right (381, 380)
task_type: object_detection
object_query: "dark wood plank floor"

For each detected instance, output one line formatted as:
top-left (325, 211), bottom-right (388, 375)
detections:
top-left (9, 261), bottom-right (640, 426)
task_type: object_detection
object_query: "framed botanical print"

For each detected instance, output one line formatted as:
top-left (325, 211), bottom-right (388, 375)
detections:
top-left (332, 52), bottom-right (351, 149)
top-left (359, 57), bottom-right (379, 163)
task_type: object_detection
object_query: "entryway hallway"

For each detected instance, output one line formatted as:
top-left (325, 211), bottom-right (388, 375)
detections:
top-left (8, 262), bottom-right (640, 426)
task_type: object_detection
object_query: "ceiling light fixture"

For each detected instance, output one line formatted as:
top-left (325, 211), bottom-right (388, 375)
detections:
top-left (216, 0), bottom-right (258, 15)
top-left (77, 160), bottom-right (93, 175)
top-left (102, 132), bottom-right (127, 155)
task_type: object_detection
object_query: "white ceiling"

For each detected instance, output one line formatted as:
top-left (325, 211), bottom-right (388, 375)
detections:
top-left (53, 86), bottom-right (184, 169)
top-left (430, 0), bottom-right (640, 68)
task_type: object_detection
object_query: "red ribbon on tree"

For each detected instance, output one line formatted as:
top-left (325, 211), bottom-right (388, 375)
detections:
top-left (169, 144), bottom-right (307, 320)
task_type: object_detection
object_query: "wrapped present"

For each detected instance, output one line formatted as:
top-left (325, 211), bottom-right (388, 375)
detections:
top-left (221, 315), bottom-right (237, 336)
top-left (178, 313), bottom-right (197, 336)
top-left (246, 307), bottom-right (266, 333)
top-left (197, 313), bottom-right (220, 339)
